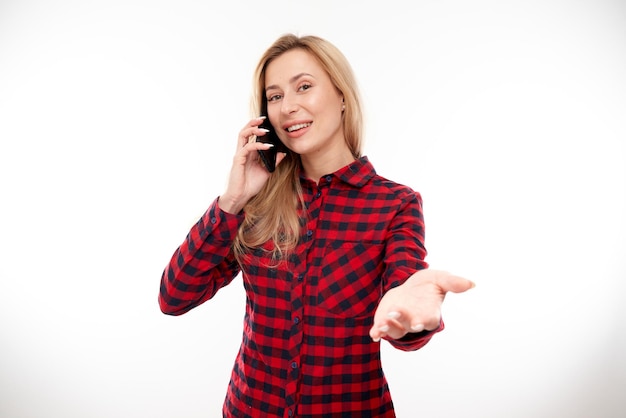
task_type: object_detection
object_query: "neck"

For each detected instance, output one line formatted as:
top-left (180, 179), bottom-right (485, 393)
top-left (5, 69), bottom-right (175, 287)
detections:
top-left (301, 148), bottom-right (356, 183)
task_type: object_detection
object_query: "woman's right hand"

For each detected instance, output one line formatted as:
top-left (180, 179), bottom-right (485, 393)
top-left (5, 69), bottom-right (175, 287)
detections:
top-left (219, 117), bottom-right (285, 214)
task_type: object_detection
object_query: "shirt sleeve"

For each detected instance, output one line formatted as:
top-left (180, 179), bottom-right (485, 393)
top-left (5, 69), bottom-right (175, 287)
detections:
top-left (158, 197), bottom-right (243, 316)
top-left (382, 189), bottom-right (444, 351)
top-left (390, 320), bottom-right (445, 350)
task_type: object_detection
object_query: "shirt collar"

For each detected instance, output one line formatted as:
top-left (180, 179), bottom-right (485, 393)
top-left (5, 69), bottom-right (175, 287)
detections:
top-left (299, 156), bottom-right (375, 189)
top-left (335, 156), bottom-right (375, 188)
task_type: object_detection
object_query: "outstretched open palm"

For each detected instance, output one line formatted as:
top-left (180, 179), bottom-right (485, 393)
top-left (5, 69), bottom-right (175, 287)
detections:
top-left (370, 270), bottom-right (475, 342)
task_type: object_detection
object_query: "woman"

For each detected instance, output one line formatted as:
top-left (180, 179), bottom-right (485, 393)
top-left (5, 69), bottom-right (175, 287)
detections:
top-left (159, 33), bottom-right (473, 417)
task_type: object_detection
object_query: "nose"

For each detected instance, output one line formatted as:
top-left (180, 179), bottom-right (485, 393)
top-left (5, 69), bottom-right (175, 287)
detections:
top-left (280, 92), bottom-right (299, 114)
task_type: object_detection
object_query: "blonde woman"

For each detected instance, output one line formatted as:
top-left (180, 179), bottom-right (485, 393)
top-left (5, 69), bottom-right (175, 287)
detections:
top-left (159, 34), bottom-right (474, 417)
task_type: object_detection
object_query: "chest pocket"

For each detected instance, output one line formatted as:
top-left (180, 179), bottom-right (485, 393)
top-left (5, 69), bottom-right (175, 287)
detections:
top-left (315, 240), bottom-right (384, 318)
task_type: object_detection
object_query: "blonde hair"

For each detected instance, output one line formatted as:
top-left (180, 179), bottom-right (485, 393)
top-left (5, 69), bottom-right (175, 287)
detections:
top-left (233, 34), bottom-right (364, 263)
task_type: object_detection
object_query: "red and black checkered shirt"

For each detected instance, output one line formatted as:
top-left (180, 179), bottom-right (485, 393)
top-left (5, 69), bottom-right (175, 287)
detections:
top-left (159, 156), bottom-right (442, 417)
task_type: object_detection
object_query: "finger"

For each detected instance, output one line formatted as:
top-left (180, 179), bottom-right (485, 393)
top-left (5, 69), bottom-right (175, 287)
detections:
top-left (382, 314), bottom-right (423, 340)
top-left (411, 323), bottom-right (425, 333)
top-left (369, 313), bottom-right (394, 341)
top-left (369, 311), bottom-right (405, 342)
top-left (252, 127), bottom-right (272, 144)
top-left (414, 308), bottom-right (441, 331)
top-left (389, 309), bottom-right (438, 333)
top-left (386, 311), bottom-right (410, 330)
top-left (232, 141), bottom-right (274, 168)
top-left (369, 326), bottom-right (381, 342)
top-left (237, 116), bottom-right (267, 148)
top-left (275, 150), bottom-right (288, 167)
top-left (241, 141), bottom-right (275, 154)
top-left (385, 313), bottom-right (411, 337)
top-left (369, 322), bottom-right (389, 342)
top-left (436, 272), bottom-right (476, 294)
top-left (243, 115), bottom-right (266, 129)
top-left (238, 126), bottom-right (270, 149)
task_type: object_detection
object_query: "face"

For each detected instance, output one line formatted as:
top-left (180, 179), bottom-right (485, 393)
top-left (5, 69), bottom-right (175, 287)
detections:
top-left (264, 49), bottom-right (346, 159)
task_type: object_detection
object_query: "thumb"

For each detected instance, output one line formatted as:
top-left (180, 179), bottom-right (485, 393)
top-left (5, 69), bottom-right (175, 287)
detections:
top-left (275, 151), bottom-right (288, 168)
top-left (434, 271), bottom-right (476, 294)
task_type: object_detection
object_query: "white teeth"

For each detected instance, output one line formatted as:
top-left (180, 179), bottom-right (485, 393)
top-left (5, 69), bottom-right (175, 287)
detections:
top-left (287, 123), bottom-right (311, 132)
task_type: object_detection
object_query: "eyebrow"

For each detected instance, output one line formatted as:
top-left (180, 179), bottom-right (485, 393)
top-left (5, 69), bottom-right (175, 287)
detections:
top-left (265, 72), bottom-right (314, 92)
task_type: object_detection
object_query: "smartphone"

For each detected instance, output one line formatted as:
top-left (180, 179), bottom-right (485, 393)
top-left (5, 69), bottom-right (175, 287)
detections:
top-left (256, 117), bottom-right (287, 172)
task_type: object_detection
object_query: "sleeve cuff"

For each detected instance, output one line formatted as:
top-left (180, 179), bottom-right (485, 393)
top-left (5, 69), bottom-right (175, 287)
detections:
top-left (197, 197), bottom-right (244, 242)
top-left (389, 319), bottom-right (445, 350)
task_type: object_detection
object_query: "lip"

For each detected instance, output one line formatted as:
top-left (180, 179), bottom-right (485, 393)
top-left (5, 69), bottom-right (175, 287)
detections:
top-left (282, 119), bottom-right (312, 131)
top-left (283, 120), bottom-right (312, 138)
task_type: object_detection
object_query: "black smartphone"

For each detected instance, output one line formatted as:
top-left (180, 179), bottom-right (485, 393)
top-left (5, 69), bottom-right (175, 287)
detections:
top-left (256, 117), bottom-right (287, 172)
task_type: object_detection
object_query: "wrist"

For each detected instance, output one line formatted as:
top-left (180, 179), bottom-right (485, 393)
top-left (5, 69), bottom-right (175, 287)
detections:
top-left (405, 269), bottom-right (434, 287)
top-left (218, 193), bottom-right (246, 214)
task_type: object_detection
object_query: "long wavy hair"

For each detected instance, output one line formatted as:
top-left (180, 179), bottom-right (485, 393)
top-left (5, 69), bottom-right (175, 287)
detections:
top-left (232, 34), bottom-right (364, 264)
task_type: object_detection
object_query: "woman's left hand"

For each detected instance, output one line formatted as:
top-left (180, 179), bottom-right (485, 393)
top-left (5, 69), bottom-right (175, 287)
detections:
top-left (369, 269), bottom-right (475, 342)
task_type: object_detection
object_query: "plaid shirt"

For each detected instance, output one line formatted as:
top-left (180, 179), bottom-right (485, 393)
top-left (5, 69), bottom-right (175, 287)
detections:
top-left (159, 156), bottom-right (442, 417)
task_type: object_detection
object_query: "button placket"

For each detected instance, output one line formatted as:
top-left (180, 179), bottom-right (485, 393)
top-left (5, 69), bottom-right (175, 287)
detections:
top-left (285, 261), bottom-right (304, 416)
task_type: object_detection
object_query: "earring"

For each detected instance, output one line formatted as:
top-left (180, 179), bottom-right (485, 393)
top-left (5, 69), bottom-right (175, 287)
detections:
top-left (342, 103), bottom-right (345, 111)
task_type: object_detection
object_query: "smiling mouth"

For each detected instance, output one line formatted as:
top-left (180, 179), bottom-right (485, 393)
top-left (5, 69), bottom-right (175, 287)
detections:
top-left (286, 122), bottom-right (312, 132)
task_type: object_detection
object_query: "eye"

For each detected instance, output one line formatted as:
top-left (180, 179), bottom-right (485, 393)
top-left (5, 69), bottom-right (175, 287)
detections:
top-left (298, 83), bottom-right (312, 92)
top-left (267, 93), bottom-right (282, 102)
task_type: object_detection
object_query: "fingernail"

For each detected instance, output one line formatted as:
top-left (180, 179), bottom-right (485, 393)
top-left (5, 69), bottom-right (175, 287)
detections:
top-left (411, 323), bottom-right (425, 332)
top-left (265, 143), bottom-right (274, 147)
top-left (259, 128), bottom-right (270, 132)
top-left (258, 115), bottom-right (267, 119)
top-left (387, 311), bottom-right (400, 319)
top-left (378, 325), bottom-right (389, 333)
top-left (372, 337), bottom-right (381, 342)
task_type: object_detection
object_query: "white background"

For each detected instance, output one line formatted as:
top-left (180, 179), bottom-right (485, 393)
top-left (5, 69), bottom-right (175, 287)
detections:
top-left (1, 1), bottom-right (625, 417)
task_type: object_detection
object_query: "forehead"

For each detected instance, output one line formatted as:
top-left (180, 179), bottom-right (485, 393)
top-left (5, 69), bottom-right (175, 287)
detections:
top-left (265, 48), bottom-right (328, 86)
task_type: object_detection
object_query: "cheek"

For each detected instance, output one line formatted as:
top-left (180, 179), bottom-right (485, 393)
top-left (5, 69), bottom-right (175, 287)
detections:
top-left (310, 96), bottom-right (342, 122)
top-left (321, 100), bottom-right (344, 127)
top-left (267, 109), bottom-right (281, 130)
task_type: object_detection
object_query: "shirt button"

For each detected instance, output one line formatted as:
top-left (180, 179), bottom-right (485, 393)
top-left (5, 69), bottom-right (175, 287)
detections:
top-left (210, 217), bottom-right (217, 224)
top-left (325, 175), bottom-right (332, 182)
top-left (294, 317), bottom-right (300, 324)
top-left (306, 230), bottom-right (313, 237)
top-left (288, 409), bottom-right (293, 417)
top-left (297, 274), bottom-right (303, 281)
top-left (315, 191), bottom-right (321, 198)
top-left (291, 362), bottom-right (298, 369)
